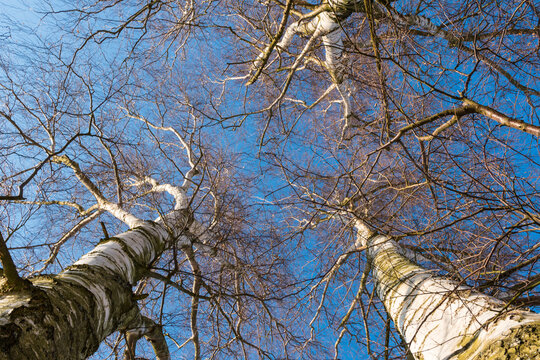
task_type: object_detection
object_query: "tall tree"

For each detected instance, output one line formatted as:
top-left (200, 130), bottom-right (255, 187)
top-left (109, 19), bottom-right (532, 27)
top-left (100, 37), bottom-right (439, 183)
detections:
top-left (242, 0), bottom-right (540, 357)
top-left (354, 219), bottom-right (540, 359)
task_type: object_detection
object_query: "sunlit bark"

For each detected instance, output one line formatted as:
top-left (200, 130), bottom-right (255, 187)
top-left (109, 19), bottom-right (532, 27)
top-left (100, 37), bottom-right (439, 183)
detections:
top-left (355, 220), bottom-right (540, 359)
top-left (0, 213), bottom-right (189, 359)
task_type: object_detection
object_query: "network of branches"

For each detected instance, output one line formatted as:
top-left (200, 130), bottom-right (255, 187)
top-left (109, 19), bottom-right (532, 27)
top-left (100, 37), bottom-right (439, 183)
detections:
top-left (0, 0), bottom-right (539, 358)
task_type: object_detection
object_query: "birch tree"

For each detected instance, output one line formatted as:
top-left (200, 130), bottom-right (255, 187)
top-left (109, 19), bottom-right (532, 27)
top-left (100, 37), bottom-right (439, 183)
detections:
top-left (0, 3), bottom-right (294, 358)
top-left (352, 219), bottom-right (540, 359)
top-left (0, 93), bottom-right (290, 358)
top-left (242, 0), bottom-right (540, 358)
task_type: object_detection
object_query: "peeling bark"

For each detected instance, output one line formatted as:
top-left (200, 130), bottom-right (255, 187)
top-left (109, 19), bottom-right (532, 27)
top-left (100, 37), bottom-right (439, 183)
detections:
top-left (355, 220), bottom-right (540, 360)
top-left (0, 211), bottom-right (190, 359)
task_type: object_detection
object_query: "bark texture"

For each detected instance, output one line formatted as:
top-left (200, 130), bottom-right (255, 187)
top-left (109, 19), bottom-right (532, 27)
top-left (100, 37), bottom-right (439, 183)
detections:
top-left (355, 221), bottom-right (540, 360)
top-left (0, 212), bottom-right (188, 359)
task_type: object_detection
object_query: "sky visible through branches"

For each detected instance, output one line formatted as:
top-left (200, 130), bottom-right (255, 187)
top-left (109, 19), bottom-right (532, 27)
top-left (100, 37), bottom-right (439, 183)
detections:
top-left (0, 0), bottom-right (539, 359)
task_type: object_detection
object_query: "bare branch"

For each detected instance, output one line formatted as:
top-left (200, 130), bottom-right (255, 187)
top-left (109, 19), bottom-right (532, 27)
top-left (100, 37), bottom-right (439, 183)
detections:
top-left (52, 155), bottom-right (142, 227)
top-left (124, 315), bottom-right (170, 360)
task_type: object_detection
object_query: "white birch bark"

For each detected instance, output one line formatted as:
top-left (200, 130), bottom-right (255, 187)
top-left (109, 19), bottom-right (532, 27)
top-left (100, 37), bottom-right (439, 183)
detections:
top-left (355, 220), bottom-right (540, 360)
top-left (0, 213), bottom-right (189, 359)
top-left (275, 2), bottom-right (351, 81)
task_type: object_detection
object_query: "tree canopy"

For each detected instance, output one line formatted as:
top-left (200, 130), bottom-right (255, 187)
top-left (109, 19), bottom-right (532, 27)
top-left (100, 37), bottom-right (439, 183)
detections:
top-left (0, 0), bottom-right (539, 358)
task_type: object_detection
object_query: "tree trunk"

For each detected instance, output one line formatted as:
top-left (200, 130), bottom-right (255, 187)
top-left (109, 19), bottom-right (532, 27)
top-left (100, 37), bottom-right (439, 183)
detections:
top-left (355, 221), bottom-right (540, 360)
top-left (0, 212), bottom-right (188, 359)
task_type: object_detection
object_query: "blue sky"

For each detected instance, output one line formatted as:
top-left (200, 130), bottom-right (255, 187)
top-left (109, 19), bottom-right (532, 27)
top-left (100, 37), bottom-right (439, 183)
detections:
top-left (1, 1), bottom-right (539, 359)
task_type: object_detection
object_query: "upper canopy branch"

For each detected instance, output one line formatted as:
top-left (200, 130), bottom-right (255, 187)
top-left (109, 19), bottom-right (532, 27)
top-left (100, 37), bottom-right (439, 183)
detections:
top-left (248, 0), bottom-right (439, 84)
top-left (247, 0), bottom-right (295, 85)
top-left (122, 108), bottom-right (201, 192)
top-left (249, 1), bottom-right (349, 85)
top-left (0, 123), bottom-right (86, 201)
top-left (129, 176), bottom-right (190, 211)
top-left (375, 99), bottom-right (540, 151)
top-left (52, 155), bottom-right (142, 228)
top-left (122, 108), bottom-right (199, 170)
